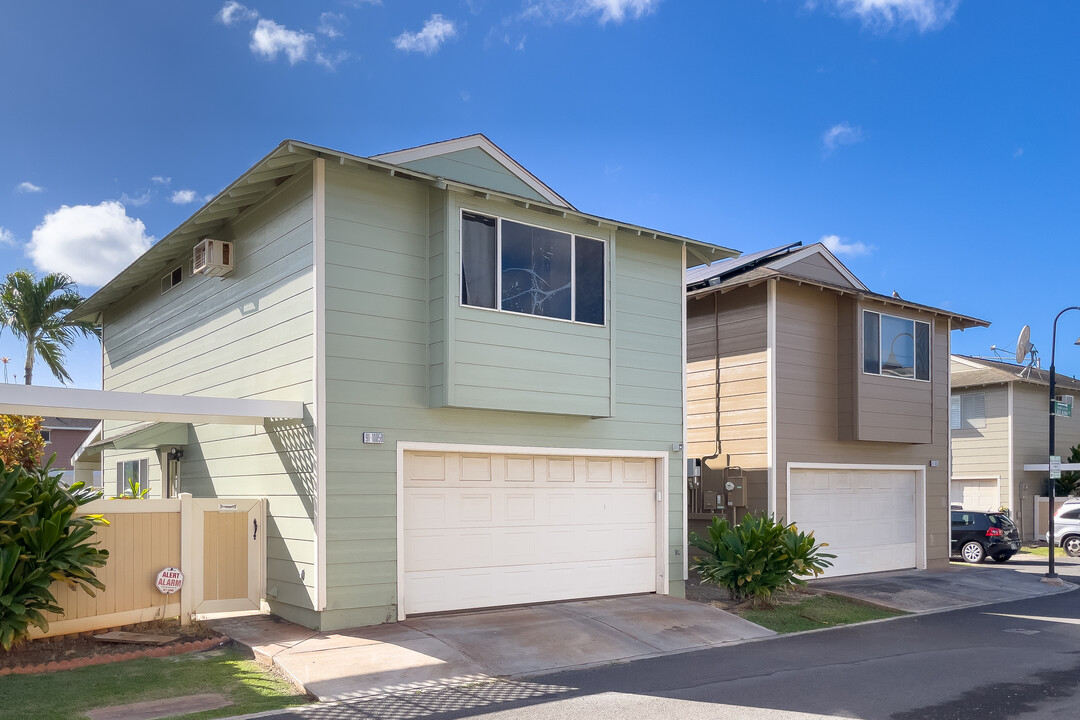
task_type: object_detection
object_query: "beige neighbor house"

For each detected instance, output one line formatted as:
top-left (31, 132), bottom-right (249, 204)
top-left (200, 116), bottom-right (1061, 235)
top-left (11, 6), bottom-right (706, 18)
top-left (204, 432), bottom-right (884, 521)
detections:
top-left (685, 242), bottom-right (988, 576)
top-left (950, 355), bottom-right (1080, 540)
top-left (62, 134), bottom-right (737, 631)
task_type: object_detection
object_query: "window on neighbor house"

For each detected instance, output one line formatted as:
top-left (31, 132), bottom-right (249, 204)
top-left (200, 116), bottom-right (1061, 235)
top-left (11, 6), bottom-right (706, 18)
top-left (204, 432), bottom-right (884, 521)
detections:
top-left (863, 310), bottom-right (930, 381)
top-left (461, 211), bottom-right (606, 326)
top-left (950, 393), bottom-right (986, 430)
top-left (40, 430), bottom-right (51, 444)
top-left (116, 458), bottom-right (149, 497)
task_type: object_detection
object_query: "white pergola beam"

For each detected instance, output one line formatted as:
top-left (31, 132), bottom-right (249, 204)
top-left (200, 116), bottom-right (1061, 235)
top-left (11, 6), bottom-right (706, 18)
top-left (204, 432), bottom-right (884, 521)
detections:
top-left (0, 385), bottom-right (304, 426)
top-left (1024, 463), bottom-right (1080, 471)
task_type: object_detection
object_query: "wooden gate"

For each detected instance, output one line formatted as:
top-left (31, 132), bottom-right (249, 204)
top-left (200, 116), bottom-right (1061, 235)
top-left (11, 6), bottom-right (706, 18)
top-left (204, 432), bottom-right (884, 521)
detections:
top-left (186, 497), bottom-right (266, 615)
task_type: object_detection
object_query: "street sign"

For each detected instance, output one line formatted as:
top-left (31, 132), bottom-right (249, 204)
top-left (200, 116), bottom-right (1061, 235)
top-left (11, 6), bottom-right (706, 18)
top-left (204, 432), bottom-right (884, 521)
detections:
top-left (1050, 456), bottom-right (1062, 480)
top-left (1055, 401), bottom-right (1073, 418)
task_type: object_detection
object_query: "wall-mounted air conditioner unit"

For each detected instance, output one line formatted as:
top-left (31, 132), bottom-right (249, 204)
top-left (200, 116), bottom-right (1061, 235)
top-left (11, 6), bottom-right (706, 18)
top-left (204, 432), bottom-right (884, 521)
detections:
top-left (193, 239), bottom-right (233, 277)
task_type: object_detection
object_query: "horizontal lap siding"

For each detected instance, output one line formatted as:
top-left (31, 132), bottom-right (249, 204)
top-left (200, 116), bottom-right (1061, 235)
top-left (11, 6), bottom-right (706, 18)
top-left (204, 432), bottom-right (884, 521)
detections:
top-left (951, 386), bottom-right (1009, 495)
top-left (102, 170), bottom-right (317, 611)
top-left (446, 192), bottom-right (613, 418)
top-left (324, 173), bottom-right (686, 626)
top-left (686, 286), bottom-right (768, 470)
top-left (774, 284), bottom-right (951, 567)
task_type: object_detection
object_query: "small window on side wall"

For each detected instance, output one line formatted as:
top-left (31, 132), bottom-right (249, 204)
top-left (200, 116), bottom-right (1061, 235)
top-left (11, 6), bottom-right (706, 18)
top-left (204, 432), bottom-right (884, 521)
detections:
top-left (863, 310), bottom-right (930, 381)
top-left (950, 394), bottom-right (986, 430)
top-left (160, 266), bottom-right (183, 295)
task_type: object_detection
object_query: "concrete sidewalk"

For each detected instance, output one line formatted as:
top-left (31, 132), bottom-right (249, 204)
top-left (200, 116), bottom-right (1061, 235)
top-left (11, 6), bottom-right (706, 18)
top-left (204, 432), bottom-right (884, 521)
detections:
top-left (812, 561), bottom-right (1077, 613)
top-left (210, 595), bottom-right (774, 702)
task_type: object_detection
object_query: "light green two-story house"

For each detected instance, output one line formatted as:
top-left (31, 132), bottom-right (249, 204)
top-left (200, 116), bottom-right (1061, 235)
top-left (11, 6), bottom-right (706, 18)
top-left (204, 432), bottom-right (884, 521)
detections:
top-left (72, 135), bottom-right (736, 631)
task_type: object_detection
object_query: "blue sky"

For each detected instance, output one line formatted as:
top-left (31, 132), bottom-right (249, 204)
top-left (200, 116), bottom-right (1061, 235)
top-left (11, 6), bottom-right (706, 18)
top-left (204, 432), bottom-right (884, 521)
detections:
top-left (1, 0), bottom-right (1078, 388)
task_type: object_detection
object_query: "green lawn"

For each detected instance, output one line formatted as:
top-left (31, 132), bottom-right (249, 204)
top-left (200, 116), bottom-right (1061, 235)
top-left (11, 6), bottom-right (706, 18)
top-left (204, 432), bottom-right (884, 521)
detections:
top-left (736, 594), bottom-right (905, 634)
top-left (1019, 546), bottom-right (1067, 558)
top-left (0, 647), bottom-right (309, 720)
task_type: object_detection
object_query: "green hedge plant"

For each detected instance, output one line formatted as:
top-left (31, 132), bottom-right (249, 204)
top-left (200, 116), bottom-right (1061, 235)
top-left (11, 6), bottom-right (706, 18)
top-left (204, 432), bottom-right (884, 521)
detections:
top-left (0, 459), bottom-right (110, 649)
top-left (689, 513), bottom-right (835, 605)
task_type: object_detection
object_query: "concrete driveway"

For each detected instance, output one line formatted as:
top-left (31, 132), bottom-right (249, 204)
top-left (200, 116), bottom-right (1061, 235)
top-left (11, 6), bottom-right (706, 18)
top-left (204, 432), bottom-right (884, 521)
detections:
top-left (211, 595), bottom-right (773, 702)
top-left (811, 558), bottom-right (1077, 613)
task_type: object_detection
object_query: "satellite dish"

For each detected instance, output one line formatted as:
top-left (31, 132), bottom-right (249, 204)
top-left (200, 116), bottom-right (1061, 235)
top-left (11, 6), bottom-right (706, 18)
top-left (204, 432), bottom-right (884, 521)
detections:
top-left (1016, 325), bottom-right (1032, 364)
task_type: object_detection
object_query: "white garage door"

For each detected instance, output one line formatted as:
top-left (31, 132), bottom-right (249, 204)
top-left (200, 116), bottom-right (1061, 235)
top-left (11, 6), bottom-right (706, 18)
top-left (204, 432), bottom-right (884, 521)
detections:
top-left (788, 468), bottom-right (918, 577)
top-left (951, 478), bottom-right (999, 511)
top-left (403, 451), bottom-right (660, 615)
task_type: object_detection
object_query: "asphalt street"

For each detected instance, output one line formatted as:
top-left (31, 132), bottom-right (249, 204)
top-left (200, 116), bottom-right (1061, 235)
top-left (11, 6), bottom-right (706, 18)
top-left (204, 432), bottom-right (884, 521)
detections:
top-left (240, 561), bottom-right (1080, 720)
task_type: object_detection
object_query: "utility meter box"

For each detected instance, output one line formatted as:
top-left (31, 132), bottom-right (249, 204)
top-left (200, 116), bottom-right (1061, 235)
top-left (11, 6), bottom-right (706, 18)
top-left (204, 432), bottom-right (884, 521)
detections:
top-left (724, 467), bottom-right (746, 508)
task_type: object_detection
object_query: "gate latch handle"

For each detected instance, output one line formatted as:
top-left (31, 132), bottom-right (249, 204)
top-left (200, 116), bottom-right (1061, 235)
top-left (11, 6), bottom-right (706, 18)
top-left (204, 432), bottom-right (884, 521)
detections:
top-left (253, 518), bottom-right (258, 541)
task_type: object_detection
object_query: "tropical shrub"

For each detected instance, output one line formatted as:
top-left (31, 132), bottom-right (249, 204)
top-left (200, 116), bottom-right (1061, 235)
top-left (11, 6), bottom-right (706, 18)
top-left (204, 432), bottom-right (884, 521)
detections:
top-left (0, 414), bottom-right (46, 471)
top-left (0, 459), bottom-right (110, 649)
top-left (689, 513), bottom-right (835, 604)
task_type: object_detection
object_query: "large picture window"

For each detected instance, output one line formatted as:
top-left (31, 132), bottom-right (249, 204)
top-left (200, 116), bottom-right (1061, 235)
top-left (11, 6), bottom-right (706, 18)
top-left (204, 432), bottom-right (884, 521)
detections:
top-left (461, 211), bottom-right (606, 325)
top-left (863, 310), bottom-right (930, 381)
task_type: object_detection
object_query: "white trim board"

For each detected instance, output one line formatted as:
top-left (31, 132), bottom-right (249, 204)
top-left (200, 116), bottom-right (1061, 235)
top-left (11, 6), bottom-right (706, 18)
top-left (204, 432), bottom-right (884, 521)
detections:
top-left (0, 384), bottom-right (304, 425)
top-left (312, 157), bottom-right (328, 612)
top-left (395, 441), bottom-right (670, 622)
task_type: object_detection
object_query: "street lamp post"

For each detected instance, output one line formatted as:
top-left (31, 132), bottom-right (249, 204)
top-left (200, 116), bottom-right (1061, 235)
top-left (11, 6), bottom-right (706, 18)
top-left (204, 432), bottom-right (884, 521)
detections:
top-left (1047, 306), bottom-right (1080, 579)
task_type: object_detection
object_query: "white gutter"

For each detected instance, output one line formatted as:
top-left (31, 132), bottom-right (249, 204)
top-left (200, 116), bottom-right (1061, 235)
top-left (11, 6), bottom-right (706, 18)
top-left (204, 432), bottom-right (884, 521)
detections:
top-left (0, 385), bottom-right (305, 426)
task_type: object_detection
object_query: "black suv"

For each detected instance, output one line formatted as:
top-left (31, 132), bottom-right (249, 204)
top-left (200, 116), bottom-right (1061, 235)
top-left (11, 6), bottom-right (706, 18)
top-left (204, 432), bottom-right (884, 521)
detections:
top-left (951, 510), bottom-right (1021, 563)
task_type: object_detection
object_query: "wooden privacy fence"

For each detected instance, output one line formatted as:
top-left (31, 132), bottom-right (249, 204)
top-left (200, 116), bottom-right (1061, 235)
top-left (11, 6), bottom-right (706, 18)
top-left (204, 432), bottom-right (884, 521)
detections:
top-left (32, 493), bottom-right (265, 639)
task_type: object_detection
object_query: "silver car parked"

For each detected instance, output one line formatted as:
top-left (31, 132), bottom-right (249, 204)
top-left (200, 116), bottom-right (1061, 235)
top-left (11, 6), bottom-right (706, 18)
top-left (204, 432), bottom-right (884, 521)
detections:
top-left (1045, 499), bottom-right (1080, 557)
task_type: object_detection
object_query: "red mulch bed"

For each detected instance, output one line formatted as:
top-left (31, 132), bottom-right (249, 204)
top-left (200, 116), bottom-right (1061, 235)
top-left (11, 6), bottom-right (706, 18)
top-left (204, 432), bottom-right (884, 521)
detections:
top-left (0, 620), bottom-right (227, 676)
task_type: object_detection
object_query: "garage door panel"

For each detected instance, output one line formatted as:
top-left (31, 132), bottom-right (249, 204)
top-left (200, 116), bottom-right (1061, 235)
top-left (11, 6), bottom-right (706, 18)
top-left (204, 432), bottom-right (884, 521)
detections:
top-left (404, 451), bottom-right (658, 614)
top-left (789, 467), bottom-right (917, 577)
top-left (405, 558), bottom-right (657, 615)
top-left (951, 479), bottom-right (999, 511)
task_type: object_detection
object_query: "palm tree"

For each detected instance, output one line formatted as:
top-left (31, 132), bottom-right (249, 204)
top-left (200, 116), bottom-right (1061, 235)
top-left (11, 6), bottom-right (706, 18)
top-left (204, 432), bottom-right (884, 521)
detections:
top-left (0, 270), bottom-right (100, 385)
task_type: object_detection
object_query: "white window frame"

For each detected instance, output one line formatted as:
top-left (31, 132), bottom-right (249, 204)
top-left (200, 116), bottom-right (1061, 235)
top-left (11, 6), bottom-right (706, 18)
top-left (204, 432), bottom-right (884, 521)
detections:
top-left (160, 265), bottom-right (183, 295)
top-left (459, 209), bottom-right (607, 327)
top-left (862, 309), bottom-right (932, 383)
top-left (950, 393), bottom-right (986, 430)
top-left (40, 429), bottom-right (51, 444)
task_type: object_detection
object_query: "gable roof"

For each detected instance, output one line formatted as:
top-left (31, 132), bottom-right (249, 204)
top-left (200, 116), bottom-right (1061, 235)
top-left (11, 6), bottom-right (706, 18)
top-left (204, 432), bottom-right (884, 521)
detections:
top-left (688, 243), bottom-right (988, 330)
top-left (687, 242), bottom-right (867, 291)
top-left (72, 137), bottom-right (737, 322)
top-left (372, 134), bottom-right (574, 210)
top-left (951, 355), bottom-right (1080, 392)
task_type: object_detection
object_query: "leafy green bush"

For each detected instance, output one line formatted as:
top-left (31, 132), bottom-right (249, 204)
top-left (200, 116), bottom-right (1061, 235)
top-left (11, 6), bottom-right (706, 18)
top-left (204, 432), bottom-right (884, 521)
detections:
top-left (689, 513), bottom-right (835, 604)
top-left (0, 460), bottom-right (110, 649)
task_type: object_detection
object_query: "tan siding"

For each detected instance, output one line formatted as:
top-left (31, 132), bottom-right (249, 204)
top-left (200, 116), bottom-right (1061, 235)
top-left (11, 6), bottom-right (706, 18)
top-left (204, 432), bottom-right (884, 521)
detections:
top-left (773, 283), bottom-right (951, 567)
top-left (781, 253), bottom-right (856, 288)
top-left (950, 386), bottom-right (1009, 507)
top-left (686, 285), bottom-right (767, 470)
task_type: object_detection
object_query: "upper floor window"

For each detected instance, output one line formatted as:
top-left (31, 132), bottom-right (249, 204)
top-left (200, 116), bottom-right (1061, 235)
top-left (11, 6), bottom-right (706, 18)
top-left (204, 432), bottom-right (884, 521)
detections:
top-left (40, 430), bottom-right (51, 444)
top-left (950, 393), bottom-right (986, 429)
top-left (461, 211), bottom-right (606, 326)
top-left (863, 310), bottom-right (930, 381)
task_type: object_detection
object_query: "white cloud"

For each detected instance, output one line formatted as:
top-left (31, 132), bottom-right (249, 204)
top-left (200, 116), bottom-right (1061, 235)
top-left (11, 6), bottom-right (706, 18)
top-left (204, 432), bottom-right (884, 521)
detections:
top-left (822, 122), bottom-right (864, 154)
top-left (1013, 147), bottom-right (1024, 159)
top-left (580, 0), bottom-right (661, 24)
top-left (514, 0), bottom-right (661, 25)
top-left (217, 1), bottom-right (258, 26)
top-left (16, 181), bottom-right (44, 193)
top-left (820, 234), bottom-right (872, 257)
top-left (169, 189), bottom-right (202, 205)
top-left (250, 18), bottom-right (315, 64)
top-left (120, 190), bottom-right (152, 207)
top-left (828, 0), bottom-right (959, 32)
top-left (394, 14), bottom-right (457, 54)
top-left (317, 12), bottom-right (347, 37)
top-left (28, 201), bottom-right (155, 287)
top-left (0, 226), bottom-right (15, 247)
top-left (151, 175), bottom-right (171, 185)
